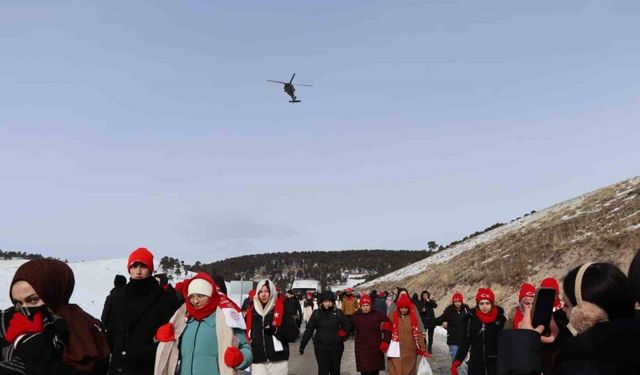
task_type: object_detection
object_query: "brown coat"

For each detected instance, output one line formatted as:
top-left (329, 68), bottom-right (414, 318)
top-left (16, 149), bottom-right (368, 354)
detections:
top-left (388, 312), bottom-right (426, 375)
top-left (341, 296), bottom-right (359, 316)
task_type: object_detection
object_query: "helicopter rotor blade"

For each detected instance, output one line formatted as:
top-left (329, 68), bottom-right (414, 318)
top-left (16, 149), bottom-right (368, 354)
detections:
top-left (289, 73), bottom-right (296, 84)
top-left (267, 80), bottom-right (288, 84)
top-left (296, 84), bottom-right (313, 87)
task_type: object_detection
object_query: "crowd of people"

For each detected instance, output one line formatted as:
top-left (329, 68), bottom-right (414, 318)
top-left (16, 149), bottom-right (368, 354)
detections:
top-left (0, 246), bottom-right (639, 375)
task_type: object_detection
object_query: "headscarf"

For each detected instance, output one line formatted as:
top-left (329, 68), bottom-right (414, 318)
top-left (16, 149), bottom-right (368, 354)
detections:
top-left (11, 259), bottom-right (110, 372)
top-left (246, 279), bottom-right (285, 342)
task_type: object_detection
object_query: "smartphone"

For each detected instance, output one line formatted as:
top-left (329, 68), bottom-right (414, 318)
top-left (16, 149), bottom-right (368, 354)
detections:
top-left (532, 287), bottom-right (556, 331)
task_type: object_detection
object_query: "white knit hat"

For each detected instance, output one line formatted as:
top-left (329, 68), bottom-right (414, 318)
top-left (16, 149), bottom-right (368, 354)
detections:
top-left (188, 278), bottom-right (213, 297)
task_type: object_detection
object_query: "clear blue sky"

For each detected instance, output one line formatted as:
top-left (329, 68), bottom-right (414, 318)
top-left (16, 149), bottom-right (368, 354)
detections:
top-left (1, 0), bottom-right (639, 263)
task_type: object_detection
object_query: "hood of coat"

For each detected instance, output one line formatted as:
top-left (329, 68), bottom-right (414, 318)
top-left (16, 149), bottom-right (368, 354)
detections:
top-left (253, 279), bottom-right (277, 317)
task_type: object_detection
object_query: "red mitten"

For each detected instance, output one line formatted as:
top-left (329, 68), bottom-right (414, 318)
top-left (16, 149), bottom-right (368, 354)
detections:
top-left (5, 311), bottom-right (44, 344)
top-left (338, 329), bottom-right (348, 338)
top-left (224, 346), bottom-right (243, 368)
top-left (380, 341), bottom-right (389, 352)
top-left (451, 360), bottom-right (462, 375)
top-left (155, 323), bottom-right (175, 342)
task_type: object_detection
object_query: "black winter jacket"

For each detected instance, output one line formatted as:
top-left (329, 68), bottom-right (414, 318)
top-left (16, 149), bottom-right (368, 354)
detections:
top-left (455, 307), bottom-right (506, 375)
top-left (435, 304), bottom-right (471, 345)
top-left (104, 277), bottom-right (176, 375)
top-left (0, 307), bottom-right (108, 375)
top-left (250, 308), bottom-right (300, 363)
top-left (553, 319), bottom-right (640, 375)
top-left (284, 297), bottom-right (302, 321)
top-left (418, 299), bottom-right (438, 328)
top-left (373, 297), bottom-right (387, 315)
top-left (300, 307), bottom-right (351, 351)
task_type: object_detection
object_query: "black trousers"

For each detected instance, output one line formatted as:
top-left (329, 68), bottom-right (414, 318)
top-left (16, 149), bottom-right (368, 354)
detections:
top-left (314, 345), bottom-right (344, 375)
top-left (361, 372), bottom-right (380, 375)
top-left (425, 326), bottom-right (435, 352)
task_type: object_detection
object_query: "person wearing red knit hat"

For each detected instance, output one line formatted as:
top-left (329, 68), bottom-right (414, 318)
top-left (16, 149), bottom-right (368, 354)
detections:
top-left (350, 294), bottom-right (392, 375)
top-left (387, 294), bottom-right (428, 375)
top-left (505, 283), bottom-right (536, 330)
top-left (451, 288), bottom-right (506, 375)
top-left (434, 292), bottom-right (471, 364)
top-left (103, 247), bottom-right (178, 375)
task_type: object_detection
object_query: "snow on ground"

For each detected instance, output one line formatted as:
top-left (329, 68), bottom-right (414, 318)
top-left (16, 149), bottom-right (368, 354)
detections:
top-left (359, 176), bottom-right (640, 288)
top-left (0, 258), bottom-right (191, 318)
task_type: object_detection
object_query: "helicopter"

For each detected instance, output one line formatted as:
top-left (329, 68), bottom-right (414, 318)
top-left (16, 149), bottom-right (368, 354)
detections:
top-left (267, 73), bottom-right (312, 103)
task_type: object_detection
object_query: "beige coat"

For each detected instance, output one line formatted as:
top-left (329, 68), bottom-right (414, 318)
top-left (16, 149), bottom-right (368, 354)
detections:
top-left (388, 313), bottom-right (426, 375)
top-left (154, 304), bottom-right (240, 375)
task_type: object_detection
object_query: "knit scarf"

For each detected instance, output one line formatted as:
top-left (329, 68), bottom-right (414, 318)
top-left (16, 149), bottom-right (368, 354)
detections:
top-left (245, 295), bottom-right (285, 343)
top-left (476, 306), bottom-right (499, 324)
top-left (391, 304), bottom-right (421, 350)
top-left (513, 307), bottom-right (524, 329)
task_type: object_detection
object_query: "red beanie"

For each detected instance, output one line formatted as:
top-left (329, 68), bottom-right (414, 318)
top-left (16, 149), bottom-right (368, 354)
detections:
top-left (452, 292), bottom-right (464, 303)
top-left (127, 247), bottom-right (154, 271)
top-left (475, 288), bottom-right (495, 304)
top-left (360, 295), bottom-right (372, 306)
top-left (518, 283), bottom-right (536, 302)
top-left (396, 294), bottom-right (412, 308)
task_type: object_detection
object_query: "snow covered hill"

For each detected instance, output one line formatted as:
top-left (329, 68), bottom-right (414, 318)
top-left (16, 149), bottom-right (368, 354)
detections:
top-left (359, 176), bottom-right (640, 311)
top-left (0, 258), bottom-right (193, 318)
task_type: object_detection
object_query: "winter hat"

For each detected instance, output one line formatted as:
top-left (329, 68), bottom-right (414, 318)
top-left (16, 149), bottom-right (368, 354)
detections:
top-left (378, 291), bottom-right (385, 297)
top-left (188, 278), bottom-right (213, 297)
top-left (475, 288), bottom-right (495, 304)
top-left (396, 294), bottom-right (412, 308)
top-left (452, 292), bottom-right (464, 303)
top-left (359, 295), bottom-right (372, 306)
top-left (319, 291), bottom-right (335, 303)
top-left (518, 283), bottom-right (536, 302)
top-left (11, 259), bottom-right (75, 312)
top-left (114, 275), bottom-right (127, 287)
top-left (541, 277), bottom-right (562, 309)
top-left (127, 247), bottom-right (154, 271)
top-left (346, 288), bottom-right (353, 293)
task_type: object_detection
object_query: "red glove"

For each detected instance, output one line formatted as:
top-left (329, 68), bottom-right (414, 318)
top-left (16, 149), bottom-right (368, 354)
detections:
top-left (338, 329), bottom-right (348, 338)
top-left (451, 360), bottom-right (462, 375)
top-left (5, 311), bottom-right (44, 344)
top-left (224, 346), bottom-right (244, 368)
top-left (380, 341), bottom-right (389, 352)
top-left (155, 323), bottom-right (175, 342)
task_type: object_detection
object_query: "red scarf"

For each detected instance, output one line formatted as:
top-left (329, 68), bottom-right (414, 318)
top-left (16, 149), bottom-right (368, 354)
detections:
top-left (513, 307), bottom-right (524, 329)
top-left (391, 304), bottom-right (421, 350)
top-left (182, 273), bottom-right (221, 321)
top-left (245, 294), bottom-right (285, 343)
top-left (476, 306), bottom-right (499, 324)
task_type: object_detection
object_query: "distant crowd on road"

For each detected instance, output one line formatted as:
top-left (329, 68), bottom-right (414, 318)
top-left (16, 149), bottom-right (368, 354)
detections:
top-left (0, 246), bottom-right (639, 375)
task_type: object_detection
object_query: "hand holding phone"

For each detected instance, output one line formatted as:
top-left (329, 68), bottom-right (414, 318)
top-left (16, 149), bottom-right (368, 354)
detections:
top-left (531, 287), bottom-right (556, 332)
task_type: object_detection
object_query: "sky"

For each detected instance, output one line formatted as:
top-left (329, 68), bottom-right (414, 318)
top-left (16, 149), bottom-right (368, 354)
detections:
top-left (1, 0), bottom-right (639, 263)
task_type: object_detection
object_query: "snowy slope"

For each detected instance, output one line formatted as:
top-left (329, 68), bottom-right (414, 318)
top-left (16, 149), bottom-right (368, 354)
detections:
top-left (0, 258), bottom-right (193, 318)
top-left (359, 176), bottom-right (640, 289)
